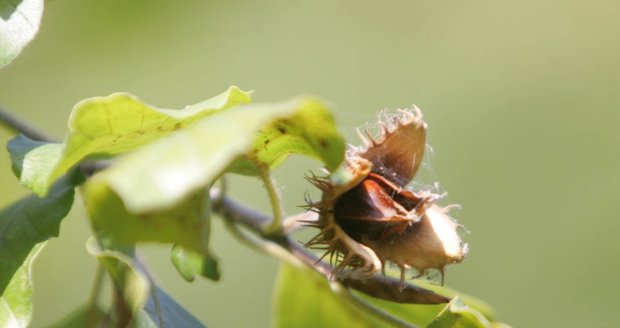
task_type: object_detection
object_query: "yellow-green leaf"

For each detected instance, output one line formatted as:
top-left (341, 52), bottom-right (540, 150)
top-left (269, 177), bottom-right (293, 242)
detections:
top-left (273, 263), bottom-right (505, 328)
top-left (272, 263), bottom-right (382, 328)
top-left (83, 186), bottom-right (210, 255)
top-left (247, 99), bottom-right (344, 172)
top-left (69, 92), bottom-right (341, 257)
top-left (47, 86), bottom-right (252, 192)
top-left (84, 96), bottom-right (343, 214)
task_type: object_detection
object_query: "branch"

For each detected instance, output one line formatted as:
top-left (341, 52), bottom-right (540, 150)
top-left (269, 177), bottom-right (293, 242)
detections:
top-left (0, 106), bottom-right (54, 142)
top-left (212, 192), bottom-right (449, 305)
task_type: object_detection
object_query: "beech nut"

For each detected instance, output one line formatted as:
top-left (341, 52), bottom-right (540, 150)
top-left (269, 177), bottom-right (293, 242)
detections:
top-left (306, 107), bottom-right (468, 285)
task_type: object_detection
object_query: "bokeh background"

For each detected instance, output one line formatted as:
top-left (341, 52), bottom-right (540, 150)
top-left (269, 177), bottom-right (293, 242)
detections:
top-left (1, 0), bottom-right (619, 327)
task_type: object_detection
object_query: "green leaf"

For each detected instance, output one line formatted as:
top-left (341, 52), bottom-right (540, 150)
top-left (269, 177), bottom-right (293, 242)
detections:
top-left (0, 243), bottom-right (43, 328)
top-left (245, 98), bottom-right (344, 172)
top-left (272, 263), bottom-right (385, 328)
top-left (47, 304), bottom-right (107, 328)
top-left (7, 134), bottom-right (64, 196)
top-left (351, 280), bottom-right (501, 327)
top-left (86, 239), bottom-right (204, 327)
top-left (0, 0), bottom-right (44, 68)
top-left (273, 263), bottom-right (506, 328)
top-left (87, 242), bottom-right (148, 316)
top-left (428, 297), bottom-right (511, 328)
top-left (356, 293), bottom-right (447, 327)
top-left (46, 86), bottom-right (252, 192)
top-left (134, 286), bottom-right (205, 328)
top-left (404, 279), bottom-right (498, 321)
top-left (83, 186), bottom-right (210, 255)
top-left (84, 96), bottom-right (343, 214)
top-left (0, 174), bottom-right (77, 295)
top-left (170, 245), bottom-right (220, 282)
top-left (7, 134), bottom-right (45, 177)
top-left (79, 95), bottom-right (342, 253)
top-left (0, 170), bottom-right (77, 327)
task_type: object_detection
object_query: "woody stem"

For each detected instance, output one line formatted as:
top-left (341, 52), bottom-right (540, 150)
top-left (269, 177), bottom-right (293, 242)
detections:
top-left (213, 197), bottom-right (419, 328)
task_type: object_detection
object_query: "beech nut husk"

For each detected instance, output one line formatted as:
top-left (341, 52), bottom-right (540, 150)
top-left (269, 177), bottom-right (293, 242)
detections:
top-left (306, 107), bottom-right (468, 285)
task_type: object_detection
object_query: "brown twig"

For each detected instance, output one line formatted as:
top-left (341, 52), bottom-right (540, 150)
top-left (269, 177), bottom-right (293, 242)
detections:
top-left (212, 193), bottom-right (449, 305)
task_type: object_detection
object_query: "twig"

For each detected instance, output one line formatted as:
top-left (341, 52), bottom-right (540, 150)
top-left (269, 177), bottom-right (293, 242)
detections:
top-left (212, 191), bottom-right (452, 328)
top-left (221, 218), bottom-right (302, 266)
top-left (214, 196), bottom-right (427, 328)
top-left (212, 192), bottom-right (448, 302)
top-left (0, 106), bottom-right (54, 142)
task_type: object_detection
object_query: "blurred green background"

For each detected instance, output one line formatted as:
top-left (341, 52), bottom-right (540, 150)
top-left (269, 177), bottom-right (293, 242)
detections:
top-left (1, 0), bottom-right (619, 327)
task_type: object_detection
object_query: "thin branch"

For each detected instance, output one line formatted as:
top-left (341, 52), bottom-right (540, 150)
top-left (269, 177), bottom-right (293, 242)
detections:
top-left (212, 192), bottom-right (450, 303)
top-left (0, 106), bottom-right (54, 142)
top-left (221, 218), bottom-right (302, 266)
top-left (213, 195), bottom-right (430, 328)
top-left (213, 191), bottom-right (449, 304)
top-left (222, 217), bottom-right (262, 250)
top-left (220, 217), bottom-right (419, 328)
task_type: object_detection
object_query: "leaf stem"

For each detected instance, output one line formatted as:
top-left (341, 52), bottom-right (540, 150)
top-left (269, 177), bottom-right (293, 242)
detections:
top-left (88, 264), bottom-right (106, 309)
top-left (257, 166), bottom-right (284, 236)
top-left (199, 187), bottom-right (213, 254)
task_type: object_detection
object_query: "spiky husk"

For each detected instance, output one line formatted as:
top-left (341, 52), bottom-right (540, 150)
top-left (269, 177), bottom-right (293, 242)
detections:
top-left (306, 106), bottom-right (468, 283)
